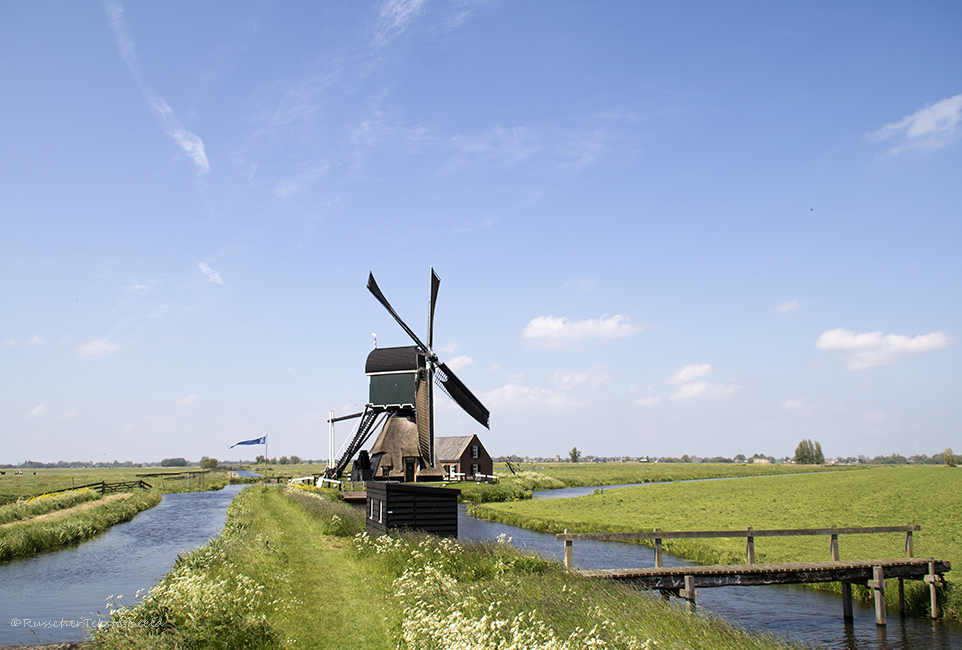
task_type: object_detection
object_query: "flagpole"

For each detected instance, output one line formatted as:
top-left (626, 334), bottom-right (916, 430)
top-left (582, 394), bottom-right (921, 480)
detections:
top-left (265, 434), bottom-right (269, 465)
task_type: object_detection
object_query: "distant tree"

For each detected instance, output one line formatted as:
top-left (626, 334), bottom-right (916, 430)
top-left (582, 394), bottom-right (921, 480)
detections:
top-left (289, 455), bottom-right (301, 465)
top-left (734, 454), bottom-right (746, 463)
top-left (569, 447), bottom-right (582, 463)
top-left (255, 455), bottom-right (267, 464)
top-left (680, 454), bottom-right (691, 463)
top-left (278, 456), bottom-right (289, 465)
top-left (200, 457), bottom-right (218, 470)
top-left (793, 439), bottom-right (824, 465)
top-left (944, 447), bottom-right (957, 468)
top-left (161, 457), bottom-right (188, 467)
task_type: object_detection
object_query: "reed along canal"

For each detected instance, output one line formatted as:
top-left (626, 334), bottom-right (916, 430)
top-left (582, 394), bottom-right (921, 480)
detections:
top-left (460, 484), bottom-right (962, 650)
top-left (0, 484), bottom-right (244, 647)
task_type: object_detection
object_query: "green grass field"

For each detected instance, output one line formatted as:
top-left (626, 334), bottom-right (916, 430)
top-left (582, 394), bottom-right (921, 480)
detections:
top-left (472, 465), bottom-right (961, 618)
top-left (92, 484), bottom-right (808, 650)
top-left (0, 466), bottom-right (235, 504)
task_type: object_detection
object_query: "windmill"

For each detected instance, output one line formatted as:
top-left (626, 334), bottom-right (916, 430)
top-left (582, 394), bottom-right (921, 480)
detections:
top-left (326, 269), bottom-right (490, 482)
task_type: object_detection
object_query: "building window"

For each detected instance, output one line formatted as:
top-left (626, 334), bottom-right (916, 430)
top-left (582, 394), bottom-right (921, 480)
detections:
top-left (382, 466), bottom-right (391, 476)
top-left (471, 445), bottom-right (479, 459)
top-left (472, 464), bottom-right (480, 477)
top-left (378, 500), bottom-right (384, 523)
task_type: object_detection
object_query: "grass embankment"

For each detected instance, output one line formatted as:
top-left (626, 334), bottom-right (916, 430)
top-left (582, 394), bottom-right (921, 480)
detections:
top-left (0, 487), bottom-right (101, 524)
top-left (94, 484), bottom-right (807, 650)
top-left (471, 466), bottom-right (962, 619)
top-left (0, 489), bottom-right (161, 561)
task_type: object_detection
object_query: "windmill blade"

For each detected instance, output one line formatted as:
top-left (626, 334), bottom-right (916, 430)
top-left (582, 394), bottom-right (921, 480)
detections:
top-left (367, 272), bottom-right (430, 353)
top-left (434, 361), bottom-right (490, 429)
top-left (427, 268), bottom-right (440, 350)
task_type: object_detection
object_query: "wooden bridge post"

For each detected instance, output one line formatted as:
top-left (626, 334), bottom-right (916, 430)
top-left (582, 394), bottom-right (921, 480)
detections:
top-left (830, 526), bottom-right (839, 561)
top-left (905, 524), bottom-right (914, 558)
top-left (898, 578), bottom-right (905, 617)
top-left (654, 529), bottom-right (663, 568)
top-left (869, 565), bottom-right (886, 625)
top-left (563, 529), bottom-right (573, 570)
top-left (841, 582), bottom-right (854, 620)
top-left (680, 575), bottom-right (697, 613)
top-left (926, 561), bottom-right (939, 619)
top-left (745, 527), bottom-right (755, 565)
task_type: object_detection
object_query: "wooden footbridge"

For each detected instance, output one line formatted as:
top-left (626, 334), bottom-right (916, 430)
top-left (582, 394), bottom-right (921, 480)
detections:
top-left (558, 525), bottom-right (950, 625)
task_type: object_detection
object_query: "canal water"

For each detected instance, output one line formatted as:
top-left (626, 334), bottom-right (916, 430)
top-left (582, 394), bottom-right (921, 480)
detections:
top-left (459, 484), bottom-right (962, 650)
top-left (0, 484), bottom-right (243, 647)
top-left (1, 481), bottom-right (959, 649)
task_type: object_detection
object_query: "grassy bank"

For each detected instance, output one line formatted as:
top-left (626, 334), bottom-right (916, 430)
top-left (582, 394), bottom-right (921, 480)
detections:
top-left (471, 466), bottom-right (961, 619)
top-left (0, 487), bottom-right (101, 524)
top-left (0, 489), bottom-right (161, 561)
top-left (93, 484), bottom-right (807, 649)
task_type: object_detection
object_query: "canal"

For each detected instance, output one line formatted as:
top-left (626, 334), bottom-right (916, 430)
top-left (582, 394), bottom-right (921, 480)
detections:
top-left (0, 484), bottom-right (243, 647)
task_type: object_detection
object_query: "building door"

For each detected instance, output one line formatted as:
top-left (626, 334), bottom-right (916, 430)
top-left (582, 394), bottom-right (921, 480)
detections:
top-left (404, 457), bottom-right (416, 482)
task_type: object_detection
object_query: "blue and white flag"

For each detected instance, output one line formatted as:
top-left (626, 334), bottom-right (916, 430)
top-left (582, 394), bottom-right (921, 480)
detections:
top-left (229, 436), bottom-right (266, 448)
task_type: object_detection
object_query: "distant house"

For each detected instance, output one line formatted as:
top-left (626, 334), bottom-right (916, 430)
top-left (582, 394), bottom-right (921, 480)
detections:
top-left (435, 435), bottom-right (492, 480)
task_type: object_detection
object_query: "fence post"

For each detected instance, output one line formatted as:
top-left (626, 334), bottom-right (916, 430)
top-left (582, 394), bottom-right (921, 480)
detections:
top-left (830, 526), bottom-right (839, 561)
top-left (905, 524), bottom-right (914, 558)
top-left (745, 527), bottom-right (755, 565)
top-left (654, 529), bottom-right (663, 568)
top-left (563, 529), bottom-right (573, 570)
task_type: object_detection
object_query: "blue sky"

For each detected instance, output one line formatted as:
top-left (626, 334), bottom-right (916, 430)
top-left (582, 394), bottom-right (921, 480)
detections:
top-left (2, 1), bottom-right (960, 464)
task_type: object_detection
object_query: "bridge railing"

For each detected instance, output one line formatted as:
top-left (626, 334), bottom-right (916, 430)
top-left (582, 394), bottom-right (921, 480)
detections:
top-left (556, 524), bottom-right (920, 570)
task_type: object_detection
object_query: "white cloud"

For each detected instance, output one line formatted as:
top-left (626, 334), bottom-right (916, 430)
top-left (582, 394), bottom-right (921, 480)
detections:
top-left (862, 410), bottom-right (887, 423)
top-left (634, 395), bottom-right (662, 406)
top-left (482, 384), bottom-right (579, 410)
top-left (106, 2), bottom-right (210, 174)
top-left (373, 0), bottom-right (428, 48)
top-left (776, 300), bottom-right (799, 313)
top-left (28, 405), bottom-right (45, 418)
top-left (667, 364), bottom-right (712, 384)
top-left (198, 262), bottom-right (224, 284)
top-left (781, 398), bottom-right (813, 416)
top-left (5, 335), bottom-right (45, 346)
top-left (816, 328), bottom-right (954, 369)
top-left (549, 367), bottom-right (611, 390)
top-left (523, 314), bottom-right (644, 348)
top-left (174, 394), bottom-right (199, 405)
top-left (564, 278), bottom-right (598, 293)
top-left (669, 381), bottom-right (738, 401)
top-left (78, 339), bottom-right (120, 356)
top-left (446, 355), bottom-right (473, 372)
top-left (869, 94), bottom-right (962, 154)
